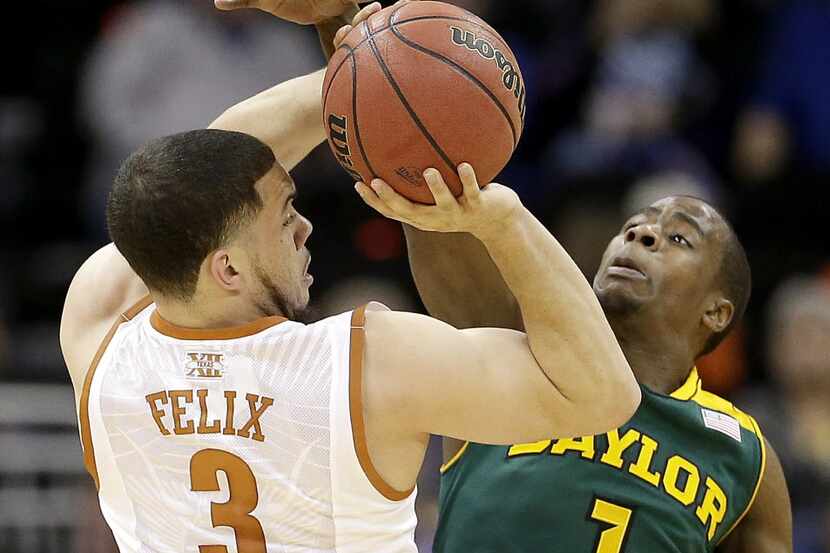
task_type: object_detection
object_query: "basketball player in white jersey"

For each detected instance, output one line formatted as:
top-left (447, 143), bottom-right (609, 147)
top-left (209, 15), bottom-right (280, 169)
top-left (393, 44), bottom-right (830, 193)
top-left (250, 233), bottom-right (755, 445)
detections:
top-left (59, 2), bottom-right (640, 551)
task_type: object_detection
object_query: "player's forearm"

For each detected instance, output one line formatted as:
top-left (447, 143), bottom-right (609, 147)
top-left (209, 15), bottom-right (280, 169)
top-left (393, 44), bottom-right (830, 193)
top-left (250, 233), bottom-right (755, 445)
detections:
top-left (403, 225), bottom-right (522, 329)
top-left (475, 207), bottom-right (639, 416)
top-left (209, 69), bottom-right (326, 172)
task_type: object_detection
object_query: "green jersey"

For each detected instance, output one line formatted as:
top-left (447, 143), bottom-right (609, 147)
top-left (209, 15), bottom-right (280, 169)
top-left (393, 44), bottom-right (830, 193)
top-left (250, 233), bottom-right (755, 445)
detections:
top-left (436, 369), bottom-right (766, 553)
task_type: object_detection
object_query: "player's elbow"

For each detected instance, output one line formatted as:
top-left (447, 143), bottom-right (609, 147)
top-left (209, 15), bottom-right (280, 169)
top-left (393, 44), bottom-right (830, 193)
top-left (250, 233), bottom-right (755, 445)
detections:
top-left (579, 373), bottom-right (641, 435)
top-left (550, 353), bottom-right (640, 436)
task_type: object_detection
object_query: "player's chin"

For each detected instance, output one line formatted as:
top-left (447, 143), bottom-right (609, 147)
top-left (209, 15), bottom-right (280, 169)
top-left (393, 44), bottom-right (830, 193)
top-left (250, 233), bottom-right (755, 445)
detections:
top-left (595, 279), bottom-right (646, 313)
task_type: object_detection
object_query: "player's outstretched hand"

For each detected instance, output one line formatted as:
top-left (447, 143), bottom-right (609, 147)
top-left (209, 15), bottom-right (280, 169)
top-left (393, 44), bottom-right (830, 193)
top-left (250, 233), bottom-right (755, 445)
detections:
top-left (333, 1), bottom-right (382, 47)
top-left (355, 164), bottom-right (521, 238)
top-left (215, 0), bottom-right (358, 25)
top-left (333, 0), bottom-right (416, 47)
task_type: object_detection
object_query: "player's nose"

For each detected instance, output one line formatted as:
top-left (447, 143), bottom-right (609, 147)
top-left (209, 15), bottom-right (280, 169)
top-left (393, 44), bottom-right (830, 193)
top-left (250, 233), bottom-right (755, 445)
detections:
top-left (295, 215), bottom-right (313, 250)
top-left (625, 224), bottom-right (660, 251)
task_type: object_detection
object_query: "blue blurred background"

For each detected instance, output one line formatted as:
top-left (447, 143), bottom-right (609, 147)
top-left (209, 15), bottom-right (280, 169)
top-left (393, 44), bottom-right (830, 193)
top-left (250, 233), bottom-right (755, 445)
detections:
top-left (0, 0), bottom-right (828, 551)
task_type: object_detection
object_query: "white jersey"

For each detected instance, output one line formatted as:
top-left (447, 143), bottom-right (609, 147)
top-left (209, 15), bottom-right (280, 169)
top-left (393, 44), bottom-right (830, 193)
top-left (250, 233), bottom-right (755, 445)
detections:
top-left (78, 297), bottom-right (417, 553)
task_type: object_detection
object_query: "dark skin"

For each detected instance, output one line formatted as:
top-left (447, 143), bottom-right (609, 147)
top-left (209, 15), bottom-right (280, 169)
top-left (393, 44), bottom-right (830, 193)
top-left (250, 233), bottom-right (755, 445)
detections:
top-left (404, 195), bottom-right (791, 553)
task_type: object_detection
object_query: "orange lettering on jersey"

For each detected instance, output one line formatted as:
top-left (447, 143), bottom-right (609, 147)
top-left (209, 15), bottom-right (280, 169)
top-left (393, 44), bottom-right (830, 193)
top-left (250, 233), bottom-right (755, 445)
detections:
top-left (145, 391), bottom-right (171, 435)
top-left (223, 391), bottom-right (237, 435)
top-left (196, 389), bottom-right (221, 434)
top-left (600, 428), bottom-right (641, 469)
top-left (237, 394), bottom-right (274, 442)
top-left (169, 390), bottom-right (195, 435)
top-left (628, 433), bottom-right (661, 486)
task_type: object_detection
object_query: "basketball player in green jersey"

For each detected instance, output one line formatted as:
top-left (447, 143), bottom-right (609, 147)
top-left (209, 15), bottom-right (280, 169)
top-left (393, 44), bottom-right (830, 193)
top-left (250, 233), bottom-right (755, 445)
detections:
top-left (402, 197), bottom-right (792, 552)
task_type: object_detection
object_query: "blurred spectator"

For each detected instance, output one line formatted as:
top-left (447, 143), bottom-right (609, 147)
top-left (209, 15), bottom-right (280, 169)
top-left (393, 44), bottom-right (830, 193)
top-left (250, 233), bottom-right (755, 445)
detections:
top-left (733, 0), bottom-right (830, 181)
top-left (739, 274), bottom-right (830, 553)
top-left (547, 0), bottom-right (716, 183)
top-left (592, 0), bottom-right (714, 43)
top-left (78, 0), bottom-right (321, 237)
top-left (0, 98), bottom-right (41, 228)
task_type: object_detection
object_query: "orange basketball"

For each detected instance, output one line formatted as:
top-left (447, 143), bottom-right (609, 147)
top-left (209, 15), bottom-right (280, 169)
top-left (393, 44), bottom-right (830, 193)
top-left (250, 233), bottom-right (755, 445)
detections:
top-left (322, 1), bottom-right (526, 204)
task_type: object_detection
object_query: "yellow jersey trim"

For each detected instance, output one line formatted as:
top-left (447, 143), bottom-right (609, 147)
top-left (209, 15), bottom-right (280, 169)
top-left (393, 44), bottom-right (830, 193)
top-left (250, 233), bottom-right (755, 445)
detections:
top-left (688, 388), bottom-right (758, 434)
top-left (717, 416), bottom-right (767, 545)
top-left (669, 367), bottom-right (701, 400)
top-left (440, 441), bottom-right (470, 474)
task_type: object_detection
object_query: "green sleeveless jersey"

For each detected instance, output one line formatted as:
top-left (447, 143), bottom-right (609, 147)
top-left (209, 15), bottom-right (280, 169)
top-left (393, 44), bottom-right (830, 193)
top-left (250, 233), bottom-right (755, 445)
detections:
top-left (436, 369), bottom-right (766, 553)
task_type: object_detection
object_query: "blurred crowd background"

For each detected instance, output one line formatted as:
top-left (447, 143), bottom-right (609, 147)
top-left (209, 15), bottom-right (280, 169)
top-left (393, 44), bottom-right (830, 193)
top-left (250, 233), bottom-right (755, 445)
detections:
top-left (0, 0), bottom-right (828, 551)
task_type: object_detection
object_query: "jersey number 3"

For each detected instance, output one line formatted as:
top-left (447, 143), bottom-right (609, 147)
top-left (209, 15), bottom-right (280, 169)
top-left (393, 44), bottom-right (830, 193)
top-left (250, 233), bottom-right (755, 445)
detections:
top-left (589, 497), bottom-right (635, 553)
top-left (190, 448), bottom-right (267, 553)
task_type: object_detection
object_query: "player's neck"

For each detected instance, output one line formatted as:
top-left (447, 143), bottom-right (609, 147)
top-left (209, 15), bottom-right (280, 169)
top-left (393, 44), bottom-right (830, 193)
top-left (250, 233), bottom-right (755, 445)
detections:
top-left (611, 319), bottom-right (697, 395)
top-left (154, 294), bottom-right (281, 330)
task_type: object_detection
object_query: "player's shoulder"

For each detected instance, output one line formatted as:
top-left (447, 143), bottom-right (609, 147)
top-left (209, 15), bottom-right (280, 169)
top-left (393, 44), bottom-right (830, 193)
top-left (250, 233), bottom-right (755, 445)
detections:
top-left (686, 384), bottom-right (764, 445)
top-left (62, 243), bottom-right (148, 329)
top-left (362, 305), bottom-right (472, 365)
top-left (60, 243), bottom-right (149, 386)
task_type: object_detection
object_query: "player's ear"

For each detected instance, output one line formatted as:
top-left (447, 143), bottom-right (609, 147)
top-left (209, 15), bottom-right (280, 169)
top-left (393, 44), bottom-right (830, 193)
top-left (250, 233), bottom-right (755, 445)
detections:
top-left (207, 249), bottom-right (242, 292)
top-left (702, 297), bottom-right (734, 334)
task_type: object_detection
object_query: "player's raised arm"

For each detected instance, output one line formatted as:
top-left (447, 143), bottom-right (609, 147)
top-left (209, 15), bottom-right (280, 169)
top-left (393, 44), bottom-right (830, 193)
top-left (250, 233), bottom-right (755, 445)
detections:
top-left (404, 226), bottom-right (522, 330)
top-left (208, 69), bottom-right (327, 172)
top-left (357, 166), bottom-right (641, 441)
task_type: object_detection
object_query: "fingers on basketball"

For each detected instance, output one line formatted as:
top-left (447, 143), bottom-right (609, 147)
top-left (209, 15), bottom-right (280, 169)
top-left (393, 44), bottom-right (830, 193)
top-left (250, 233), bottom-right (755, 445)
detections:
top-left (371, 179), bottom-right (424, 219)
top-left (333, 25), bottom-right (353, 47)
top-left (353, 2), bottom-right (382, 25)
top-left (355, 182), bottom-right (394, 219)
top-left (423, 169), bottom-right (455, 208)
top-left (457, 163), bottom-right (481, 203)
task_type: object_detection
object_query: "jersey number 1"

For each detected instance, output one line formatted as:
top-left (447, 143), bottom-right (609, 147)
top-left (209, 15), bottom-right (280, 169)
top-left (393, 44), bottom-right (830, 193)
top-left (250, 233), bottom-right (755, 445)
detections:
top-left (190, 448), bottom-right (267, 553)
top-left (589, 497), bottom-right (635, 553)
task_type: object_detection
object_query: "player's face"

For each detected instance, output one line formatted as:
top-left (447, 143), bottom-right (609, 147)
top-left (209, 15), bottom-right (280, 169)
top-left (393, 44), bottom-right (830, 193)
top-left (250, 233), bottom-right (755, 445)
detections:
top-left (593, 196), bottom-right (727, 324)
top-left (244, 169), bottom-right (313, 319)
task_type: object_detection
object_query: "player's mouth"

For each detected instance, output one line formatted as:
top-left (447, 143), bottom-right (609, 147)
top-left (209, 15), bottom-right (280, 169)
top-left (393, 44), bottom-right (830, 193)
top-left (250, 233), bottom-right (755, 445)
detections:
top-left (607, 256), bottom-right (647, 280)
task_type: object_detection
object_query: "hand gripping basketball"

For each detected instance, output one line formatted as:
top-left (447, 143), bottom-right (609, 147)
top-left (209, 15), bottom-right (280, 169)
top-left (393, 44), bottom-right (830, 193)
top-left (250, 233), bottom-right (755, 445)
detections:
top-left (323, 1), bottom-right (525, 203)
top-left (333, 1), bottom-right (385, 46)
top-left (333, 0), bottom-right (415, 47)
top-left (355, 163), bottom-right (520, 237)
top-left (214, 0), bottom-right (359, 25)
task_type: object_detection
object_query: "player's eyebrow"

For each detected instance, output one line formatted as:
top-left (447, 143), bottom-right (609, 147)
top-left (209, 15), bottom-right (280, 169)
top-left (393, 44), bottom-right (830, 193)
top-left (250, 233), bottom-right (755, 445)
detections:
top-left (629, 206), bottom-right (661, 220)
top-left (670, 211), bottom-right (704, 238)
top-left (282, 182), bottom-right (297, 211)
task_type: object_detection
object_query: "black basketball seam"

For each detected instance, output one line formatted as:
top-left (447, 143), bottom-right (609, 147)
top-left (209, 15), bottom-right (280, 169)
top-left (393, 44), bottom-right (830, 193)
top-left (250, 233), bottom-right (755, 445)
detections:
top-left (351, 49), bottom-right (377, 180)
top-left (388, 22), bottom-right (518, 147)
top-left (365, 21), bottom-right (457, 175)
top-left (323, 45), bottom-right (354, 108)
top-left (323, 15), bottom-right (493, 106)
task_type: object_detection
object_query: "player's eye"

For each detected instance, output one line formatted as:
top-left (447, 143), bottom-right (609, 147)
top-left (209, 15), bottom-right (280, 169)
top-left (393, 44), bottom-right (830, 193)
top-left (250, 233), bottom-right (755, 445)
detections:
top-left (670, 233), bottom-right (691, 247)
top-left (284, 213), bottom-right (296, 227)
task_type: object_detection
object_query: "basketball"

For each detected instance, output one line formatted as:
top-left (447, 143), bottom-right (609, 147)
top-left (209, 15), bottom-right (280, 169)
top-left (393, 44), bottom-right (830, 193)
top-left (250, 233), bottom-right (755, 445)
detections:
top-left (322, 1), bottom-right (526, 204)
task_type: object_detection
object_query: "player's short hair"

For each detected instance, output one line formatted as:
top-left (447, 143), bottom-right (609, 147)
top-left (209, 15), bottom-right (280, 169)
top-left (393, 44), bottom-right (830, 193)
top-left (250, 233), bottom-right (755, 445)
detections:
top-left (107, 129), bottom-right (276, 300)
top-left (699, 215), bottom-right (751, 357)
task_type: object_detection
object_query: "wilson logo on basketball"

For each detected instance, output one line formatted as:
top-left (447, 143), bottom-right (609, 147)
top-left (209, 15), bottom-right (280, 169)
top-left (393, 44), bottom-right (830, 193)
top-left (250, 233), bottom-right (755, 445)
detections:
top-left (327, 114), bottom-right (362, 182)
top-left (185, 352), bottom-right (225, 379)
top-left (449, 26), bottom-right (526, 121)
